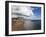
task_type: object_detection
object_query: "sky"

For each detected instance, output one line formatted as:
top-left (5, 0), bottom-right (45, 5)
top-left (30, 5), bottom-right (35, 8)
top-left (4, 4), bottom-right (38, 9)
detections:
top-left (31, 7), bottom-right (41, 16)
top-left (12, 6), bottom-right (41, 20)
top-left (30, 6), bottom-right (41, 20)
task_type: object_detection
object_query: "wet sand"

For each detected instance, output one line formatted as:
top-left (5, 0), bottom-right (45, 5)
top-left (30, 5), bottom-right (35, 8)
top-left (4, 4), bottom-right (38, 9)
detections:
top-left (12, 18), bottom-right (41, 31)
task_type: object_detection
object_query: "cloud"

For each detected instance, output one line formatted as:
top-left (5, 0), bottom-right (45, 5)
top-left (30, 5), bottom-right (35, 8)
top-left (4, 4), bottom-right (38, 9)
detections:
top-left (12, 6), bottom-right (34, 17)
